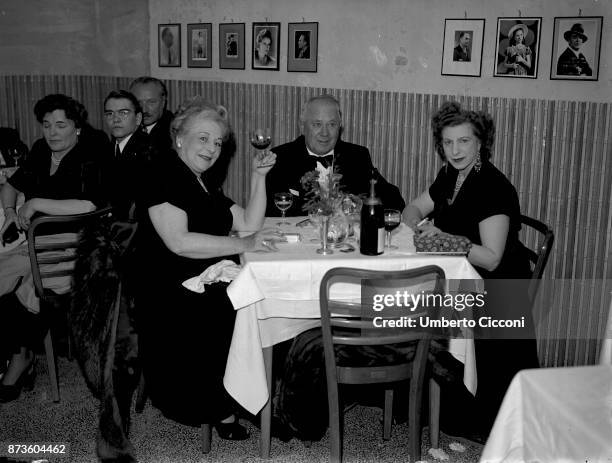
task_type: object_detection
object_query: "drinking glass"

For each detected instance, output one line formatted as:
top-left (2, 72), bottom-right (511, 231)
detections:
top-left (249, 128), bottom-right (272, 151)
top-left (274, 192), bottom-right (293, 226)
top-left (342, 194), bottom-right (362, 242)
top-left (9, 148), bottom-right (22, 167)
top-left (384, 209), bottom-right (401, 250)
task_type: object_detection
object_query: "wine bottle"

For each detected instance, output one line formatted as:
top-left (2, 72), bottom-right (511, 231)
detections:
top-left (360, 171), bottom-right (385, 255)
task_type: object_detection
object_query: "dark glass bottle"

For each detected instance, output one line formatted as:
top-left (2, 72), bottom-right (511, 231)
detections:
top-left (360, 173), bottom-right (384, 255)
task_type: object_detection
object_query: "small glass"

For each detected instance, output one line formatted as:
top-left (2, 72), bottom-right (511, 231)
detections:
top-left (249, 129), bottom-right (272, 151)
top-left (274, 192), bottom-right (293, 226)
top-left (384, 209), bottom-right (401, 250)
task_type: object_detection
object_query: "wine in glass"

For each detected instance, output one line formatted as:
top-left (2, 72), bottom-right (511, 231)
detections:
top-left (274, 192), bottom-right (293, 226)
top-left (384, 209), bottom-right (401, 250)
top-left (249, 128), bottom-right (272, 150)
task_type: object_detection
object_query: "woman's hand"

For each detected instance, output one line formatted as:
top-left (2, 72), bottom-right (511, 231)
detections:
top-left (16, 199), bottom-right (38, 230)
top-left (243, 227), bottom-right (285, 252)
top-left (252, 150), bottom-right (277, 176)
top-left (416, 221), bottom-right (442, 237)
top-left (1, 207), bottom-right (18, 235)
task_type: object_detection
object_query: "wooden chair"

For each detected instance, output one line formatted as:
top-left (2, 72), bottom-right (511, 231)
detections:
top-left (320, 265), bottom-right (446, 462)
top-left (520, 215), bottom-right (554, 303)
top-left (27, 207), bottom-right (113, 402)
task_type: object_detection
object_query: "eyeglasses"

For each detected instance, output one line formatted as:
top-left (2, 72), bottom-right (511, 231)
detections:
top-left (103, 109), bottom-right (134, 120)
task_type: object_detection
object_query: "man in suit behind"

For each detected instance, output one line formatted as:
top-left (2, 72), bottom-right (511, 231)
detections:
top-left (266, 94), bottom-right (405, 216)
top-left (103, 89), bottom-right (159, 220)
top-left (453, 31), bottom-right (471, 62)
top-left (556, 23), bottom-right (593, 76)
top-left (128, 77), bottom-right (174, 153)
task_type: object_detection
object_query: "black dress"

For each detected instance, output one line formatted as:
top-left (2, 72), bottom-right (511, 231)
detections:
top-left (135, 153), bottom-right (238, 426)
top-left (429, 160), bottom-right (539, 434)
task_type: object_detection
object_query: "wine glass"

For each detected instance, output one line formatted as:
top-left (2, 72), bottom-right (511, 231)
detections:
top-left (384, 209), bottom-right (401, 250)
top-left (274, 192), bottom-right (293, 226)
top-left (249, 128), bottom-right (272, 151)
top-left (8, 148), bottom-right (22, 168)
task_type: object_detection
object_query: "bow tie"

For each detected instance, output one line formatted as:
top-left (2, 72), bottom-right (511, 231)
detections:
top-left (310, 154), bottom-right (334, 168)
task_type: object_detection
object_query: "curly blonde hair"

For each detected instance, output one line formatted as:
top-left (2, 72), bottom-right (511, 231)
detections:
top-left (170, 96), bottom-right (231, 151)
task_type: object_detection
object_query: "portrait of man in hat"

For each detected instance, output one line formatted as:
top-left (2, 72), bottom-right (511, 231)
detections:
top-left (556, 23), bottom-right (593, 76)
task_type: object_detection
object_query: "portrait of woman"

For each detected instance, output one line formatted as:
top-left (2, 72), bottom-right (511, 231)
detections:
top-left (252, 23), bottom-right (280, 70)
top-left (494, 18), bottom-right (541, 78)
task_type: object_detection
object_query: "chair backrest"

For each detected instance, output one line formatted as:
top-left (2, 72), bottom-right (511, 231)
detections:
top-left (27, 207), bottom-right (114, 302)
top-left (520, 215), bottom-right (554, 302)
top-left (319, 265), bottom-right (446, 385)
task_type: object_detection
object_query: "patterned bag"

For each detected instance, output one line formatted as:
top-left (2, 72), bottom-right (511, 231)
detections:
top-left (413, 232), bottom-right (472, 253)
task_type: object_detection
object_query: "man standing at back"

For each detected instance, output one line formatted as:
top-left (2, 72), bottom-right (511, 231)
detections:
top-left (266, 94), bottom-right (405, 216)
top-left (128, 77), bottom-right (174, 152)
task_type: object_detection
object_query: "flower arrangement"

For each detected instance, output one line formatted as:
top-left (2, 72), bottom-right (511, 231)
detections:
top-left (300, 166), bottom-right (345, 216)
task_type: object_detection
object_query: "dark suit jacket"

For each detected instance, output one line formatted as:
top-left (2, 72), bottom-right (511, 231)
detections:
top-left (556, 47), bottom-right (592, 76)
top-left (146, 109), bottom-right (174, 153)
top-left (453, 45), bottom-right (470, 62)
top-left (111, 130), bottom-right (161, 220)
top-left (266, 135), bottom-right (405, 216)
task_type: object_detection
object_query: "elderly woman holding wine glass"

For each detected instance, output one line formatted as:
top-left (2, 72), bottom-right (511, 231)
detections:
top-left (134, 97), bottom-right (279, 438)
top-left (403, 101), bottom-right (538, 441)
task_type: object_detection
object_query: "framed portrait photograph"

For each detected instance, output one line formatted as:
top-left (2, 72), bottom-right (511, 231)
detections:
top-left (187, 23), bottom-right (212, 68)
top-left (550, 16), bottom-right (602, 81)
top-left (287, 22), bottom-right (318, 72)
top-left (158, 23), bottom-right (181, 68)
top-left (441, 19), bottom-right (485, 77)
top-left (219, 23), bottom-right (245, 69)
top-left (252, 22), bottom-right (280, 71)
top-left (494, 17), bottom-right (542, 78)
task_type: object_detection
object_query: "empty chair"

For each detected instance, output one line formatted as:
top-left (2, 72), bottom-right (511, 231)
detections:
top-left (320, 265), bottom-right (446, 462)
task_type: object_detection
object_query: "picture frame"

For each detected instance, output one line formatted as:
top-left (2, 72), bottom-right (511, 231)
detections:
top-left (441, 18), bottom-right (485, 77)
top-left (550, 16), bottom-right (602, 81)
top-left (252, 22), bottom-right (280, 71)
top-left (187, 23), bottom-right (212, 68)
top-left (158, 23), bottom-right (181, 68)
top-left (493, 17), bottom-right (542, 78)
top-left (219, 23), bottom-right (245, 69)
top-left (287, 22), bottom-right (318, 72)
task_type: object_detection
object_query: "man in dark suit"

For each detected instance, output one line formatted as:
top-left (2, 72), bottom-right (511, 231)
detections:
top-left (453, 31), bottom-right (471, 62)
top-left (103, 89), bottom-right (159, 220)
top-left (128, 77), bottom-right (174, 152)
top-left (556, 23), bottom-right (593, 76)
top-left (266, 94), bottom-right (405, 217)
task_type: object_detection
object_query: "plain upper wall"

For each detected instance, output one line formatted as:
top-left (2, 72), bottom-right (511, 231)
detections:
top-left (149, 0), bottom-right (609, 102)
top-left (0, 0), bottom-right (149, 77)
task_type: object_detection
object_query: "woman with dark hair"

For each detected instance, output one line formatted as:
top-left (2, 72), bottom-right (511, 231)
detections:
top-left (0, 94), bottom-right (107, 402)
top-left (503, 23), bottom-right (532, 76)
top-left (135, 97), bottom-right (279, 436)
top-left (404, 101), bottom-right (538, 439)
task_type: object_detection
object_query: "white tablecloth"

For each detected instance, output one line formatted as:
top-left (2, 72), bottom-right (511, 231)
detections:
top-left (225, 217), bottom-right (482, 415)
top-left (480, 365), bottom-right (612, 463)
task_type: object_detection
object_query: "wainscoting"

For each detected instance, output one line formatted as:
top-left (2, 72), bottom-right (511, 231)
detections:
top-left (1, 74), bottom-right (610, 367)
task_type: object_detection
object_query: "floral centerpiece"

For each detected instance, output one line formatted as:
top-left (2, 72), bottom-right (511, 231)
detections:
top-left (300, 166), bottom-right (351, 252)
top-left (300, 166), bottom-right (345, 216)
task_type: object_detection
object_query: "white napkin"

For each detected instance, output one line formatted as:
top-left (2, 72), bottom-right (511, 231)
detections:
top-left (182, 260), bottom-right (242, 293)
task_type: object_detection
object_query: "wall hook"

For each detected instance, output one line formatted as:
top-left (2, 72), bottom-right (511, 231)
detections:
top-left (518, 9), bottom-right (522, 17)
top-left (265, 17), bottom-right (269, 22)
top-left (578, 8), bottom-right (582, 16)
top-left (302, 17), bottom-right (305, 22)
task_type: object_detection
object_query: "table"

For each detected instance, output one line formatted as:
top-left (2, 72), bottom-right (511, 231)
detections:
top-left (480, 365), bottom-right (612, 463)
top-left (225, 217), bottom-right (482, 415)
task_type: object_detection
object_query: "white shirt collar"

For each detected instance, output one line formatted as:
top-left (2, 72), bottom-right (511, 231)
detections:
top-left (567, 47), bottom-right (582, 58)
top-left (116, 133), bottom-right (134, 153)
top-left (145, 122), bottom-right (157, 134)
top-left (306, 147), bottom-right (334, 158)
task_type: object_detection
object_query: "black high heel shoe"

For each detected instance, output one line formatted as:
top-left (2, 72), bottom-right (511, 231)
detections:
top-left (0, 361), bottom-right (36, 403)
top-left (215, 419), bottom-right (250, 440)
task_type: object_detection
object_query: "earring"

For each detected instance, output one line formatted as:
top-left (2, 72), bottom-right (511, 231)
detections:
top-left (474, 152), bottom-right (482, 173)
top-left (76, 130), bottom-right (81, 136)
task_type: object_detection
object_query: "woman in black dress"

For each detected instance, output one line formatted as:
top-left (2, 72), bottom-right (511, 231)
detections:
top-left (404, 101), bottom-right (539, 438)
top-left (136, 98), bottom-right (279, 438)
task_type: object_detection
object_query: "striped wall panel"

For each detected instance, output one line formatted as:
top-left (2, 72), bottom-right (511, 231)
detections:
top-left (1, 74), bottom-right (610, 367)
